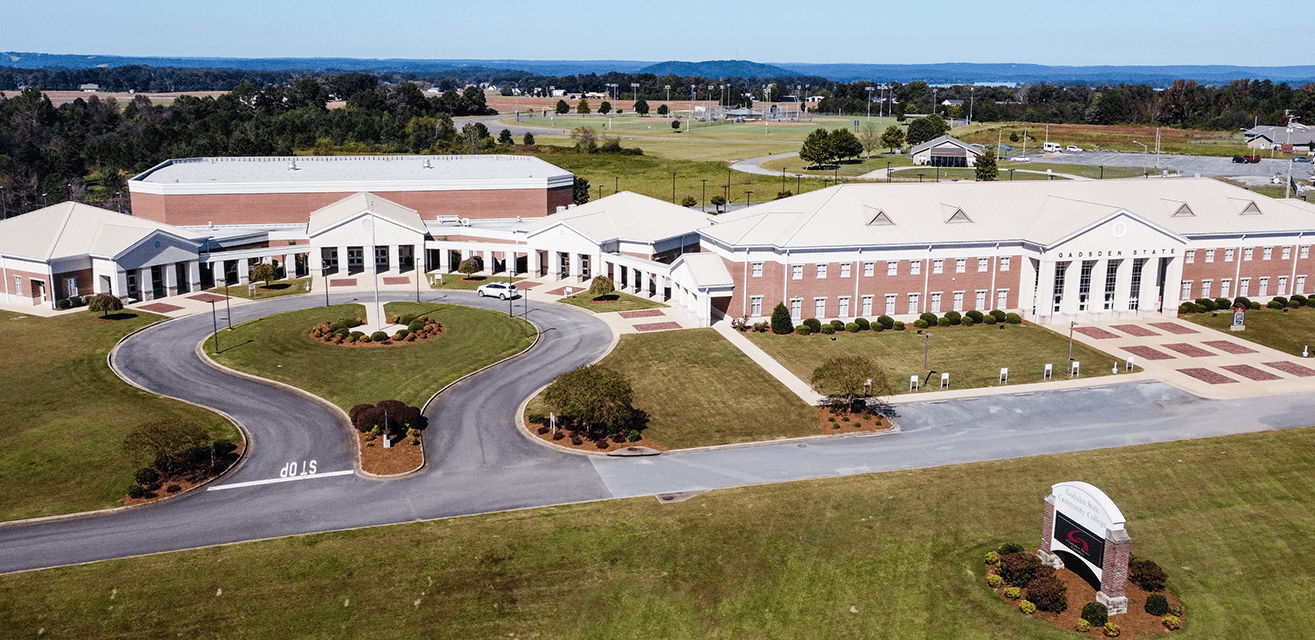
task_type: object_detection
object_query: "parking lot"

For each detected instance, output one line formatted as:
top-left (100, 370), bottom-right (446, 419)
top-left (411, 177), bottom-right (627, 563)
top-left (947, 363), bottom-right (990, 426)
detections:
top-left (1014, 149), bottom-right (1314, 182)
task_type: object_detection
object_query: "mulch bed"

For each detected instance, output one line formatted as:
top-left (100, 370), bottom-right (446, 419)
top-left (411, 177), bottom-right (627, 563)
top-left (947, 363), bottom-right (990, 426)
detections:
top-left (527, 421), bottom-right (669, 454)
top-left (310, 317), bottom-right (443, 346)
top-left (1149, 322), bottom-right (1197, 335)
top-left (1161, 343), bottom-right (1215, 358)
top-left (986, 555), bottom-right (1185, 638)
top-left (358, 431), bottom-right (423, 475)
top-left (1121, 345), bottom-right (1175, 361)
top-left (1176, 367), bottom-right (1237, 384)
top-left (817, 407), bottom-right (895, 434)
top-left (122, 441), bottom-right (246, 506)
top-left (1109, 324), bottom-right (1159, 337)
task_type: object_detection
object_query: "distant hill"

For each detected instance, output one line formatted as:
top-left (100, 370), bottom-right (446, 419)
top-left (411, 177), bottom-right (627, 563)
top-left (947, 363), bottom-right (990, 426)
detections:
top-left (4, 52), bottom-right (1315, 86)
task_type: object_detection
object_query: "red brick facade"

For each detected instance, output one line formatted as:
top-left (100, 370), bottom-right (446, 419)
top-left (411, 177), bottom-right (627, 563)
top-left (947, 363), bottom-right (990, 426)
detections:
top-left (53, 268), bottom-right (95, 300)
top-left (2, 266), bottom-right (51, 302)
top-left (1181, 243), bottom-right (1314, 299)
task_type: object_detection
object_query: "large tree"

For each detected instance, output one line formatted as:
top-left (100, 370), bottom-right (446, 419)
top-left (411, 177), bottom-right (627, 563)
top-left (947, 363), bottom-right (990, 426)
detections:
top-left (576, 99), bottom-right (591, 115)
top-left (809, 355), bottom-right (891, 411)
top-left (543, 365), bottom-right (635, 436)
top-left (572, 177), bottom-right (591, 205)
top-left (555, 99), bottom-right (570, 114)
top-left (906, 114), bottom-right (951, 146)
top-left (975, 150), bottom-right (998, 181)
top-left (771, 302), bottom-right (794, 335)
top-left (799, 127), bottom-right (834, 167)
top-left (633, 99), bottom-right (650, 116)
top-left (829, 128), bottom-right (864, 162)
top-left (598, 100), bottom-right (612, 115)
top-left (880, 125), bottom-right (906, 153)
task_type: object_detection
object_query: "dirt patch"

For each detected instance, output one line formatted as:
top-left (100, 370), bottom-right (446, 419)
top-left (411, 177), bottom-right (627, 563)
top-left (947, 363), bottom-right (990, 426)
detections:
top-left (817, 407), bottom-right (894, 434)
top-left (358, 431), bottom-right (424, 475)
top-left (986, 556), bottom-right (1185, 638)
top-left (122, 441), bottom-right (246, 506)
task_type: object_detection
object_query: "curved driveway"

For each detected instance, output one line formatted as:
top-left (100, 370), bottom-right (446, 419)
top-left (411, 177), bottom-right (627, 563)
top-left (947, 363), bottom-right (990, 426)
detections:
top-left (2, 292), bottom-right (1314, 574)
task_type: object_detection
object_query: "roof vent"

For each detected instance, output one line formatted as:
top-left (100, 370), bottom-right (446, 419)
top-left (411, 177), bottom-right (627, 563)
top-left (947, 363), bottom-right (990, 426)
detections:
top-left (1172, 203), bottom-right (1195, 217)
top-left (423, 158), bottom-right (432, 169)
top-left (288, 159), bottom-right (298, 171)
top-left (863, 205), bottom-right (893, 226)
top-left (943, 205), bottom-right (972, 223)
top-left (1240, 201), bottom-right (1263, 215)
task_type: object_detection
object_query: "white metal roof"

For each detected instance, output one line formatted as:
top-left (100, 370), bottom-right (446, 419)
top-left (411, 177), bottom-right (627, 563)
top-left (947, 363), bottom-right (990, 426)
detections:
top-left (0, 202), bottom-right (204, 262)
top-left (908, 134), bottom-right (983, 157)
top-left (521, 191), bottom-right (713, 244)
top-left (306, 193), bottom-right (426, 237)
top-left (699, 178), bottom-right (1315, 250)
top-left (672, 252), bottom-right (734, 288)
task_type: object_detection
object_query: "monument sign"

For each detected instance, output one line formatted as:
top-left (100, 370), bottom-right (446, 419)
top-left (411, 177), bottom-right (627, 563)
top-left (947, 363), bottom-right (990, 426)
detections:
top-left (1039, 481), bottom-right (1132, 614)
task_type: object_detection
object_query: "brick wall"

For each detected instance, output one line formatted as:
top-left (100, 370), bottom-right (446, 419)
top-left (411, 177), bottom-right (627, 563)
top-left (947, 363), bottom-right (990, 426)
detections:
top-left (3, 267), bottom-right (51, 301)
top-left (1182, 242), bottom-right (1315, 298)
top-left (53, 268), bottom-right (95, 299)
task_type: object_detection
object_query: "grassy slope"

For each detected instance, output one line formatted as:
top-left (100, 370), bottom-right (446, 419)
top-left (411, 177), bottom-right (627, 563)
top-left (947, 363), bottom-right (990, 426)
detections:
top-left (205, 277), bottom-right (312, 300)
top-left (0, 310), bottom-right (235, 521)
top-left (207, 302), bottom-right (534, 411)
top-left (4, 426), bottom-right (1315, 638)
top-left (557, 291), bottom-right (667, 314)
top-left (1180, 306), bottom-right (1315, 357)
top-left (747, 323), bottom-right (1133, 393)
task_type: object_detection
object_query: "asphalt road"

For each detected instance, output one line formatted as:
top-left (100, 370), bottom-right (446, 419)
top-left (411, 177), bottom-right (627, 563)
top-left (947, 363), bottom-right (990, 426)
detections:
top-left (1016, 150), bottom-right (1315, 181)
top-left (2, 293), bottom-right (1313, 574)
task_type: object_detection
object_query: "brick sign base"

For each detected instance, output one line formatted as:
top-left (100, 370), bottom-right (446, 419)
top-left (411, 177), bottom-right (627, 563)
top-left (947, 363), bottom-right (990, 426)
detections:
top-left (1038, 484), bottom-right (1130, 615)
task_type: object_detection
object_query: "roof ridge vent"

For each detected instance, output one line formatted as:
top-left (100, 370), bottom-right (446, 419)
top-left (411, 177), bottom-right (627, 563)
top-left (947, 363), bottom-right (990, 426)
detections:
top-left (1172, 203), bottom-right (1195, 217)
top-left (863, 205), bottom-right (893, 226)
top-left (945, 208), bottom-right (972, 223)
top-left (1239, 201), bottom-right (1263, 215)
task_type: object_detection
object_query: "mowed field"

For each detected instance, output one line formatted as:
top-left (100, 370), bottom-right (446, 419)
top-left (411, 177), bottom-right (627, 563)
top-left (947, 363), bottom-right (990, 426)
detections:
top-left (4, 425), bottom-right (1315, 638)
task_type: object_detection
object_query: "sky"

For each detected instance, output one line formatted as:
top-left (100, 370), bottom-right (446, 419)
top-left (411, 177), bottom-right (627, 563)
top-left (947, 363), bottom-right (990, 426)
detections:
top-left (7, 0), bottom-right (1313, 67)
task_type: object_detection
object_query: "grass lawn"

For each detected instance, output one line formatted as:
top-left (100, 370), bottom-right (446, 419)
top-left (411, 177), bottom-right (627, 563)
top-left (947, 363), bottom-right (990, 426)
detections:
top-left (1180, 306), bottom-right (1315, 357)
top-left (207, 302), bottom-right (535, 411)
top-left (427, 274), bottom-right (525, 291)
top-left (6, 425), bottom-right (1315, 637)
top-left (954, 122), bottom-right (1262, 158)
top-left (557, 291), bottom-right (667, 314)
top-left (0, 310), bottom-right (235, 521)
top-left (205, 277), bottom-right (312, 301)
top-left (530, 329), bottom-right (816, 449)
top-left (746, 323), bottom-right (1132, 393)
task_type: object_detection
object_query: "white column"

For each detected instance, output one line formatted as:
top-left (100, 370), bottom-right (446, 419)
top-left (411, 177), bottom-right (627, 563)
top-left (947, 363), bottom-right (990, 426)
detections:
top-left (505, 250), bottom-right (515, 276)
top-left (339, 245), bottom-right (350, 275)
top-left (1161, 256), bottom-right (1183, 314)
top-left (1139, 257), bottom-right (1162, 316)
top-left (165, 262), bottom-right (179, 297)
top-left (1092, 258), bottom-right (1108, 316)
top-left (388, 244), bottom-right (399, 274)
top-left (115, 270), bottom-right (129, 298)
top-left (1112, 258), bottom-right (1132, 316)
top-left (1035, 259), bottom-right (1057, 320)
top-left (1059, 261), bottom-right (1081, 317)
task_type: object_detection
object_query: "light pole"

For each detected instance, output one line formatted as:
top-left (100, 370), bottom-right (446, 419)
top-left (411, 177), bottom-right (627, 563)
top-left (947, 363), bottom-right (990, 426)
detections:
top-left (209, 300), bottom-right (220, 354)
top-left (1068, 321), bottom-right (1076, 364)
top-left (923, 331), bottom-right (932, 377)
top-left (0, 185), bottom-right (6, 219)
top-left (866, 85), bottom-right (875, 121)
top-left (688, 84), bottom-right (695, 131)
top-left (700, 179), bottom-right (707, 212)
top-left (969, 86), bottom-right (974, 124)
top-left (630, 83), bottom-right (639, 102)
top-left (361, 217), bottom-right (381, 328)
top-left (1132, 140), bottom-right (1148, 176)
top-left (223, 265), bottom-right (233, 330)
top-left (745, 190), bottom-right (753, 206)
top-left (671, 172), bottom-right (677, 204)
top-left (664, 85), bottom-right (670, 103)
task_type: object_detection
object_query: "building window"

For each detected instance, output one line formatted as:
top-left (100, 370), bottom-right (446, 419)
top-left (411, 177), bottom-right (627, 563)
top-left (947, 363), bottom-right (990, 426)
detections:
top-left (1263, 247), bottom-right (1273, 261)
top-left (1053, 261), bottom-right (1070, 313)
top-left (907, 293), bottom-right (919, 315)
top-left (1258, 277), bottom-right (1269, 296)
top-left (14, 276), bottom-right (21, 295)
top-left (1103, 260), bottom-right (1119, 310)
top-left (840, 263), bottom-right (851, 278)
top-left (864, 262), bottom-right (875, 277)
top-left (1296, 275), bottom-right (1307, 294)
top-left (996, 289), bottom-right (1008, 309)
top-left (1239, 277), bottom-right (1250, 297)
top-left (750, 296), bottom-right (762, 317)
top-left (1181, 281), bottom-right (1193, 299)
top-left (1077, 260), bottom-right (1096, 311)
top-left (884, 294), bottom-right (896, 315)
top-left (933, 259), bottom-right (944, 275)
top-left (978, 257), bottom-right (989, 273)
top-left (887, 261), bottom-right (898, 276)
top-left (1206, 249), bottom-right (1216, 263)
top-left (816, 264), bottom-right (827, 279)
top-left (752, 262), bottom-right (763, 277)
top-left (975, 289), bottom-right (986, 310)
top-left (1185, 250), bottom-right (1195, 263)
top-left (910, 261), bottom-right (921, 276)
top-left (790, 298), bottom-right (802, 319)
top-left (861, 295), bottom-right (873, 316)
top-left (1225, 248), bottom-right (1235, 262)
top-left (955, 258), bottom-right (966, 273)
top-left (1301, 245), bottom-right (1310, 259)
top-left (838, 296), bottom-right (851, 318)
top-left (952, 291), bottom-right (964, 311)
top-left (814, 297), bottom-right (827, 318)
top-left (930, 292), bottom-right (942, 313)
top-left (1201, 280), bottom-right (1211, 299)
top-left (1282, 246), bottom-right (1292, 260)
top-left (1244, 247), bottom-right (1253, 261)
top-left (1221, 278), bottom-right (1232, 298)
top-left (999, 256), bottom-right (1010, 271)
top-left (1278, 276), bottom-right (1288, 296)
top-left (1128, 259), bottom-right (1145, 311)
top-left (792, 265), bottom-right (803, 280)
top-left (65, 277), bottom-right (78, 298)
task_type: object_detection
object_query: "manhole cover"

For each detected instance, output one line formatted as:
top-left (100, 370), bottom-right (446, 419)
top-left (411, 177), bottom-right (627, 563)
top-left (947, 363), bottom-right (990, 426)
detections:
top-left (655, 490), bottom-right (707, 503)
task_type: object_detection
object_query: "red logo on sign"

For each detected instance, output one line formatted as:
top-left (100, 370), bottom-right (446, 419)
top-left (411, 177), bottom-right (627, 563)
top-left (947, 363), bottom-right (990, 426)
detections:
top-left (1066, 530), bottom-right (1089, 553)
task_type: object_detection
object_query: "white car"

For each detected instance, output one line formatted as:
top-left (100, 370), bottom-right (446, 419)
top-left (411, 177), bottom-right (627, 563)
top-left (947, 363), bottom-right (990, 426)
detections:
top-left (476, 281), bottom-right (520, 300)
top-left (1065, 145), bottom-right (1083, 153)
top-left (1009, 156), bottom-right (1031, 162)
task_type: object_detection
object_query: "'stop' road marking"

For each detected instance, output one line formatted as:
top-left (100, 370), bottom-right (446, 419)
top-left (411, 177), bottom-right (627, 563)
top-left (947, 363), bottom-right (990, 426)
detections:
top-left (207, 469), bottom-right (354, 491)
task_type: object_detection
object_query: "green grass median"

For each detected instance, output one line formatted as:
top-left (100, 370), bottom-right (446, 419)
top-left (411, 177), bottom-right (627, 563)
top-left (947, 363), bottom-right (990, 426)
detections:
top-left (1181, 306), bottom-right (1315, 357)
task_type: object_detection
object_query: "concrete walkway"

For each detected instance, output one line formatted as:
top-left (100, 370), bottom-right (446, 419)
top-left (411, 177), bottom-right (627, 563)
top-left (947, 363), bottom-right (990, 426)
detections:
top-left (712, 320), bottom-right (824, 405)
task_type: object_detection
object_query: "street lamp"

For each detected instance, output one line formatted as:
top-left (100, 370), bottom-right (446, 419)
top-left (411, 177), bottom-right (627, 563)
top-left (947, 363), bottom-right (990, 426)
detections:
top-left (866, 86), bottom-right (875, 121)
top-left (223, 265), bottom-right (233, 330)
top-left (923, 331), bottom-right (932, 377)
top-left (700, 179), bottom-right (707, 212)
top-left (209, 300), bottom-right (220, 354)
top-left (745, 190), bottom-right (753, 206)
top-left (1068, 321), bottom-right (1076, 364)
top-left (1132, 140), bottom-right (1148, 176)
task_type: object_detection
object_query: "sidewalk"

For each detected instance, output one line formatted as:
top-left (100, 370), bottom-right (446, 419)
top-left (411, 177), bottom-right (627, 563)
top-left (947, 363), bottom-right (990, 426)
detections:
top-left (712, 321), bottom-right (824, 405)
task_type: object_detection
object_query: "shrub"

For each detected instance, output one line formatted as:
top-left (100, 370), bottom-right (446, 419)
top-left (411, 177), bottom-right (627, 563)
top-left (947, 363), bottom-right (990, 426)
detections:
top-left (795, 325), bottom-right (812, 336)
top-left (1003, 586), bottom-right (1021, 600)
top-left (877, 315), bottom-right (894, 329)
top-left (990, 309), bottom-right (1007, 321)
top-left (944, 310), bottom-right (962, 325)
top-left (595, 439), bottom-right (610, 450)
top-left (1145, 593), bottom-right (1169, 616)
top-left (983, 313), bottom-right (997, 325)
top-left (1162, 615), bottom-right (1181, 630)
top-left (986, 573), bottom-right (1003, 587)
top-left (1290, 299), bottom-right (1302, 308)
top-left (984, 550), bottom-right (999, 565)
top-left (1129, 557), bottom-right (1168, 592)
top-left (56, 298), bottom-right (71, 309)
top-left (626, 430), bottom-right (641, 442)
top-left (919, 312), bottom-right (938, 325)
top-left (165, 484), bottom-right (181, 493)
top-left (1267, 299), bottom-right (1285, 309)
top-left (537, 425), bottom-right (550, 435)
top-left (371, 331), bottom-right (388, 342)
top-left (820, 324), bottom-right (836, 334)
top-left (997, 542), bottom-right (1024, 555)
top-left (1178, 302), bottom-right (1201, 314)
top-left (1005, 312), bottom-right (1023, 324)
top-left (1195, 297), bottom-right (1218, 311)
top-left (936, 317), bottom-right (951, 327)
top-left (1026, 572), bottom-right (1068, 613)
top-left (803, 318), bottom-right (822, 332)
top-left (1215, 297), bottom-right (1233, 309)
top-left (752, 321), bottom-right (770, 332)
top-left (845, 322), bottom-right (860, 333)
top-left (965, 310), bottom-right (984, 323)
top-left (1081, 601), bottom-right (1109, 627)
top-left (408, 318), bottom-right (427, 332)
top-left (962, 316), bottom-right (975, 326)
top-left (996, 552), bottom-right (1041, 586)
top-left (134, 467), bottom-right (160, 485)
top-left (1234, 296), bottom-right (1252, 308)
top-left (1249, 301), bottom-right (1260, 310)
top-left (1292, 294), bottom-right (1308, 306)
top-left (127, 485), bottom-right (147, 499)
top-left (393, 330), bottom-right (409, 340)
top-left (570, 436), bottom-right (582, 445)
top-left (350, 331), bottom-right (365, 341)
top-left (1273, 296), bottom-right (1289, 307)
top-left (855, 317), bottom-right (871, 330)
top-left (830, 319), bottom-right (845, 330)
top-left (552, 431), bottom-right (565, 440)
top-left (1168, 603), bottom-right (1184, 616)
top-left (335, 328), bottom-right (350, 338)
top-left (527, 412), bottom-right (545, 425)
top-left (1019, 600), bottom-right (1036, 615)
top-left (1075, 619), bottom-right (1092, 633)
top-left (770, 302), bottom-right (794, 335)
top-left (1103, 621), bottom-right (1120, 637)
top-left (892, 321), bottom-right (905, 330)
top-left (913, 319), bottom-right (929, 329)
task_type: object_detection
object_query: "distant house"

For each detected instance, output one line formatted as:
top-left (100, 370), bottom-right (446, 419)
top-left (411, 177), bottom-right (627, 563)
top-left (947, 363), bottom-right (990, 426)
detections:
top-left (1244, 123), bottom-right (1315, 151)
top-left (940, 99), bottom-right (964, 107)
top-left (79, 83), bottom-right (99, 92)
top-left (909, 135), bottom-right (984, 167)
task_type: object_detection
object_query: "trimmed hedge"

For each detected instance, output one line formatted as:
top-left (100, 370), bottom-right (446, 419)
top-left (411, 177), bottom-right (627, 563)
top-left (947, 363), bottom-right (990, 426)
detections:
top-left (820, 324), bottom-right (836, 335)
top-left (795, 325), bottom-right (812, 336)
top-left (1144, 593), bottom-right (1169, 616)
top-left (1005, 312), bottom-right (1023, 324)
top-left (996, 552), bottom-right (1041, 586)
top-left (854, 317), bottom-right (871, 330)
top-left (1129, 557), bottom-right (1167, 592)
top-left (1081, 601), bottom-right (1108, 627)
top-left (803, 318), bottom-right (822, 332)
top-left (877, 315), bottom-right (894, 329)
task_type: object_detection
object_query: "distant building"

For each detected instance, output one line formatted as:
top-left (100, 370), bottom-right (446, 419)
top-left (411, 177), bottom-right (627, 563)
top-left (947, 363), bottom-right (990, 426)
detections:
top-left (79, 83), bottom-right (99, 92)
top-left (909, 135), bottom-right (984, 167)
top-left (1244, 123), bottom-right (1315, 151)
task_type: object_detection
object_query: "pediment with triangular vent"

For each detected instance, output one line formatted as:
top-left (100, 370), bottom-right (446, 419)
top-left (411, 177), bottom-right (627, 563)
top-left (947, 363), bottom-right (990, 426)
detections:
top-left (864, 205), bottom-right (894, 226)
top-left (1172, 203), bottom-right (1195, 217)
top-left (1239, 201), bottom-right (1262, 215)
top-left (941, 203), bottom-right (973, 223)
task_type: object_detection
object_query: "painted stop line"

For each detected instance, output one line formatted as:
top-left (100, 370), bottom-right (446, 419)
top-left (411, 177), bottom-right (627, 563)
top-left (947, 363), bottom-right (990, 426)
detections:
top-left (207, 469), bottom-right (354, 491)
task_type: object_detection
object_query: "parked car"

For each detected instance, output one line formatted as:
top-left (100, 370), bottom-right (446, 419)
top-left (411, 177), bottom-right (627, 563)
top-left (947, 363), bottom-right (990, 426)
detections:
top-left (1065, 145), bottom-right (1083, 153)
top-left (1232, 156), bottom-right (1247, 163)
top-left (1009, 156), bottom-right (1030, 162)
top-left (1042, 142), bottom-right (1062, 153)
top-left (476, 281), bottom-right (520, 299)
top-left (1245, 155), bottom-right (1262, 163)
top-left (1293, 156), bottom-right (1311, 163)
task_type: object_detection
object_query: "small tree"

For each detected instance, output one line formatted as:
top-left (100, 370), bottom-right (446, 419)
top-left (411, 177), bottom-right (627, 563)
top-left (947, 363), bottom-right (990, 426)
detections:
top-left (829, 128), bottom-right (864, 162)
top-left (633, 99), bottom-right (649, 115)
top-left (522, 131), bottom-right (536, 146)
top-left (576, 99), bottom-right (591, 115)
top-left (859, 122), bottom-right (880, 157)
top-left (710, 194), bottom-right (727, 213)
top-left (975, 150), bottom-right (998, 181)
top-left (555, 99), bottom-right (570, 114)
top-left (457, 258), bottom-right (481, 278)
top-left (122, 420), bottom-right (210, 473)
top-left (598, 100), bottom-right (612, 115)
top-left (671, 119), bottom-right (681, 130)
top-left (88, 292), bottom-right (123, 318)
top-left (572, 176), bottom-right (591, 205)
top-left (680, 195), bottom-right (698, 207)
top-left (810, 355), bottom-right (891, 411)
top-left (770, 302), bottom-right (794, 335)
top-left (543, 365), bottom-right (636, 437)
top-left (250, 263), bottom-right (277, 287)
top-left (656, 104), bottom-right (669, 116)
top-left (881, 125), bottom-right (906, 153)
top-left (497, 129), bottom-right (514, 145)
top-left (588, 275), bottom-right (615, 296)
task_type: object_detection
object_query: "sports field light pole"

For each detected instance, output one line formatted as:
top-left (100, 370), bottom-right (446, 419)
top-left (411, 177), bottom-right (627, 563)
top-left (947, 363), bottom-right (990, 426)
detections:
top-left (664, 85), bottom-right (670, 103)
top-left (631, 83), bottom-right (639, 102)
top-left (688, 85), bottom-right (695, 132)
top-left (671, 172), bottom-right (677, 203)
top-left (866, 86), bottom-right (875, 121)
